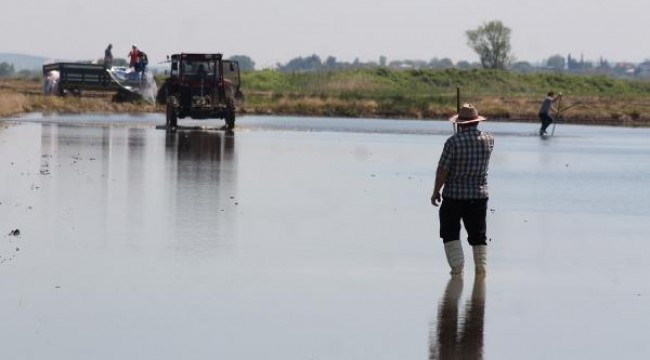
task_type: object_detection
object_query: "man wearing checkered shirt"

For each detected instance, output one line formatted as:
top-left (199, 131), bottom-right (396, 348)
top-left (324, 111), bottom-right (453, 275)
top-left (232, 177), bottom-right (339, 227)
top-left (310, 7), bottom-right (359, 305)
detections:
top-left (431, 104), bottom-right (494, 277)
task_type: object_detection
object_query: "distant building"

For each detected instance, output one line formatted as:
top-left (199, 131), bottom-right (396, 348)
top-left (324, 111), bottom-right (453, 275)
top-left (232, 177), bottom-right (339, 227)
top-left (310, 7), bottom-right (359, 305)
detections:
top-left (635, 61), bottom-right (650, 79)
top-left (612, 62), bottom-right (636, 77)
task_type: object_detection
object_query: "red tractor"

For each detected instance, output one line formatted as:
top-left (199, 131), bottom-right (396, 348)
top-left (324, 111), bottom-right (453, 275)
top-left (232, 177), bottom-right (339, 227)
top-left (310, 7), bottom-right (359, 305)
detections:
top-left (160, 53), bottom-right (242, 129)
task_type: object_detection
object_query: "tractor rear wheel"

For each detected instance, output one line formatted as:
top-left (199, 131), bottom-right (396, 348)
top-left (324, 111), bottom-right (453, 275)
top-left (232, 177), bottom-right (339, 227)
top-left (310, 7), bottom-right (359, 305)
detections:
top-left (225, 107), bottom-right (235, 130)
top-left (166, 102), bottom-right (178, 128)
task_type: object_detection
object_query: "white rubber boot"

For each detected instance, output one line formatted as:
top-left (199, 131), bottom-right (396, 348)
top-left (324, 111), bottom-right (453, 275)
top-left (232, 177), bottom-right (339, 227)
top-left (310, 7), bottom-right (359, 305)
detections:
top-left (473, 245), bottom-right (487, 276)
top-left (443, 240), bottom-right (465, 276)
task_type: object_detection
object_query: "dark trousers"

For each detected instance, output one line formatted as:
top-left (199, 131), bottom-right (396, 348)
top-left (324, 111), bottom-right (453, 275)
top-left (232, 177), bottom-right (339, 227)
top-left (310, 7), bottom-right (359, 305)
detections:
top-left (439, 198), bottom-right (488, 245)
top-left (539, 112), bottom-right (553, 133)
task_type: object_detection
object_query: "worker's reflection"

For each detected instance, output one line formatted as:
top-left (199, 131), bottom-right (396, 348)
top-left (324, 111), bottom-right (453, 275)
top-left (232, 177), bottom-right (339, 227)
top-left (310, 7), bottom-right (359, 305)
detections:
top-left (429, 276), bottom-right (486, 360)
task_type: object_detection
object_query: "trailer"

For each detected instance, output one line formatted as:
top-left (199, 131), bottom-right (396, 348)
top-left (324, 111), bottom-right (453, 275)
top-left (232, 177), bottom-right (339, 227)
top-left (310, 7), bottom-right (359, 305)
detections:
top-left (42, 63), bottom-right (120, 96)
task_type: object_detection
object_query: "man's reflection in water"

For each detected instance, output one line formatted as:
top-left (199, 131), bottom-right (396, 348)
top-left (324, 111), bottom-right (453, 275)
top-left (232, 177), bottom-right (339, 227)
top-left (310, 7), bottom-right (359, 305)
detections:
top-left (429, 276), bottom-right (486, 360)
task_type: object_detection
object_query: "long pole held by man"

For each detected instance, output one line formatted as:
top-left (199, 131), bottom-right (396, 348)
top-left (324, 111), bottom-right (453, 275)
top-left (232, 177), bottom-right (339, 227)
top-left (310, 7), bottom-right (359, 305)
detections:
top-left (551, 93), bottom-right (563, 136)
top-left (431, 104), bottom-right (494, 277)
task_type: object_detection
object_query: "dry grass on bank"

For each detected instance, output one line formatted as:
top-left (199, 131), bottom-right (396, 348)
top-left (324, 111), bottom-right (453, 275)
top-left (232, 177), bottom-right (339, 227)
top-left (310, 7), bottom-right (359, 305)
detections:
top-left (0, 79), bottom-right (159, 117)
top-left (0, 92), bottom-right (29, 117)
top-left (269, 96), bottom-right (379, 117)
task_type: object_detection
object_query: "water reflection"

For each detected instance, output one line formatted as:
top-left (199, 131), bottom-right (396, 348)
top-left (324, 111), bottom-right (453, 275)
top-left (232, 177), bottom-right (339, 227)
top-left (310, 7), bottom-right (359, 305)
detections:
top-left (164, 129), bottom-right (238, 253)
top-left (430, 276), bottom-right (486, 359)
top-left (36, 123), bottom-right (239, 255)
top-left (165, 129), bottom-right (235, 162)
top-left (37, 124), bottom-right (164, 247)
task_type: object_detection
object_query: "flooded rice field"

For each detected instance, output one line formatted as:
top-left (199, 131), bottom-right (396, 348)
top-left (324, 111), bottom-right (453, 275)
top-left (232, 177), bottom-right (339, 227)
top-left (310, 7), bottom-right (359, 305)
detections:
top-left (1, 114), bottom-right (649, 359)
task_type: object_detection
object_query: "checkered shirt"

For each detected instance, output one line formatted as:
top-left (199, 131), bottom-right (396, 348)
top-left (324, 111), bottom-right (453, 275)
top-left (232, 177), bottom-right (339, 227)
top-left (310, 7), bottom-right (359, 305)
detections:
top-left (437, 127), bottom-right (494, 199)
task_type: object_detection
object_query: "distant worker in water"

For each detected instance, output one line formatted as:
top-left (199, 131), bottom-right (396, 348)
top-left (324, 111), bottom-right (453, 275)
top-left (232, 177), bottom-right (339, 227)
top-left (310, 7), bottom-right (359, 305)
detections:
top-left (104, 43), bottom-right (113, 68)
top-left (538, 91), bottom-right (562, 136)
top-left (431, 104), bottom-right (494, 277)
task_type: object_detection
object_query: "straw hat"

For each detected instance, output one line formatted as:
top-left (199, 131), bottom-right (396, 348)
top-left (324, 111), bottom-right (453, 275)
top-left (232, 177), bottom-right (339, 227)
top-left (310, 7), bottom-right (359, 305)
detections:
top-left (449, 103), bottom-right (487, 124)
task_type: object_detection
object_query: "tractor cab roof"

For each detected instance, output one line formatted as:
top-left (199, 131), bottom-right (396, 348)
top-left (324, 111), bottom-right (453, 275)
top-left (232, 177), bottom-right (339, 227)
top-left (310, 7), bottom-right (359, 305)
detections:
top-left (171, 53), bottom-right (223, 62)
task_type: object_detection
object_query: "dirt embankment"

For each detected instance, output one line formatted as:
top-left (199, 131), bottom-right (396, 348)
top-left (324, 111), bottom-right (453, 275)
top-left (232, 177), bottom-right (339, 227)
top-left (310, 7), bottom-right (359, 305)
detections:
top-left (239, 91), bottom-right (650, 127)
top-left (3, 78), bottom-right (650, 127)
top-left (0, 79), bottom-right (156, 118)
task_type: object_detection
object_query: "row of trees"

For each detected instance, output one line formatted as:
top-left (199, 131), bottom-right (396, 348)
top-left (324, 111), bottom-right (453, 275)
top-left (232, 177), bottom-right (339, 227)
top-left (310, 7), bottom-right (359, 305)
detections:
top-left (259, 21), bottom-right (514, 72)
top-left (221, 22), bottom-right (514, 73)
top-left (269, 20), bottom-right (648, 79)
top-left (2, 21), bottom-right (646, 79)
top-left (269, 53), bottom-right (644, 78)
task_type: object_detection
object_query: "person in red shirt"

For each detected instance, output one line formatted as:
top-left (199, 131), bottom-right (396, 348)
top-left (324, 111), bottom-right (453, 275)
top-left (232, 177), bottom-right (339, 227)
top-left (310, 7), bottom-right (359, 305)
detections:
top-left (128, 44), bottom-right (139, 68)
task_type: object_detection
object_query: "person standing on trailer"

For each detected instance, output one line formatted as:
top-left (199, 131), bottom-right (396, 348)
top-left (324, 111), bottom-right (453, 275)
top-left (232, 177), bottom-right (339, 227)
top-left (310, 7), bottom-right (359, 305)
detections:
top-left (128, 44), bottom-right (139, 68)
top-left (128, 44), bottom-right (148, 81)
top-left (104, 43), bottom-right (113, 68)
top-left (431, 104), bottom-right (494, 277)
top-left (134, 49), bottom-right (148, 77)
top-left (538, 91), bottom-right (562, 136)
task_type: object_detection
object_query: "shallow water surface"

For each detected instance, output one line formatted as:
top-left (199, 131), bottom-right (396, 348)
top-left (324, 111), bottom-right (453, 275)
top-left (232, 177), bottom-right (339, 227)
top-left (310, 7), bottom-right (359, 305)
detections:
top-left (1, 114), bottom-right (649, 359)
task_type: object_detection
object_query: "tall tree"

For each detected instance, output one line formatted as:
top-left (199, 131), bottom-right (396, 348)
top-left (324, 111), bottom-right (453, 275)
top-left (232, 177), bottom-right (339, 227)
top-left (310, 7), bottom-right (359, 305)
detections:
top-left (379, 56), bottom-right (387, 67)
top-left (511, 61), bottom-right (535, 73)
top-left (466, 20), bottom-right (512, 70)
top-left (546, 54), bottom-right (565, 71)
top-left (228, 55), bottom-right (255, 71)
top-left (278, 55), bottom-right (322, 72)
top-left (324, 56), bottom-right (337, 70)
top-left (0, 62), bottom-right (15, 78)
top-left (429, 57), bottom-right (454, 69)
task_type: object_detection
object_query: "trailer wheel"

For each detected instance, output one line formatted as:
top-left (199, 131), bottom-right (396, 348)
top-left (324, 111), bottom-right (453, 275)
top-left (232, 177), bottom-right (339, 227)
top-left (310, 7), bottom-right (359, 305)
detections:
top-left (166, 102), bottom-right (178, 128)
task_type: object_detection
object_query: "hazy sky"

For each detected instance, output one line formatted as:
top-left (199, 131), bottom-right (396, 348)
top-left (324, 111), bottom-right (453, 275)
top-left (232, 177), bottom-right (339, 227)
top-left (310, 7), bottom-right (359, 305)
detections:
top-left (2, 0), bottom-right (648, 67)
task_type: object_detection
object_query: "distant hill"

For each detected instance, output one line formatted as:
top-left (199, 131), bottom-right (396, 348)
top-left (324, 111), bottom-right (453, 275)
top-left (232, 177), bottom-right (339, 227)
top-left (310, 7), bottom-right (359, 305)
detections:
top-left (0, 53), bottom-right (78, 71)
top-left (0, 53), bottom-right (55, 71)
